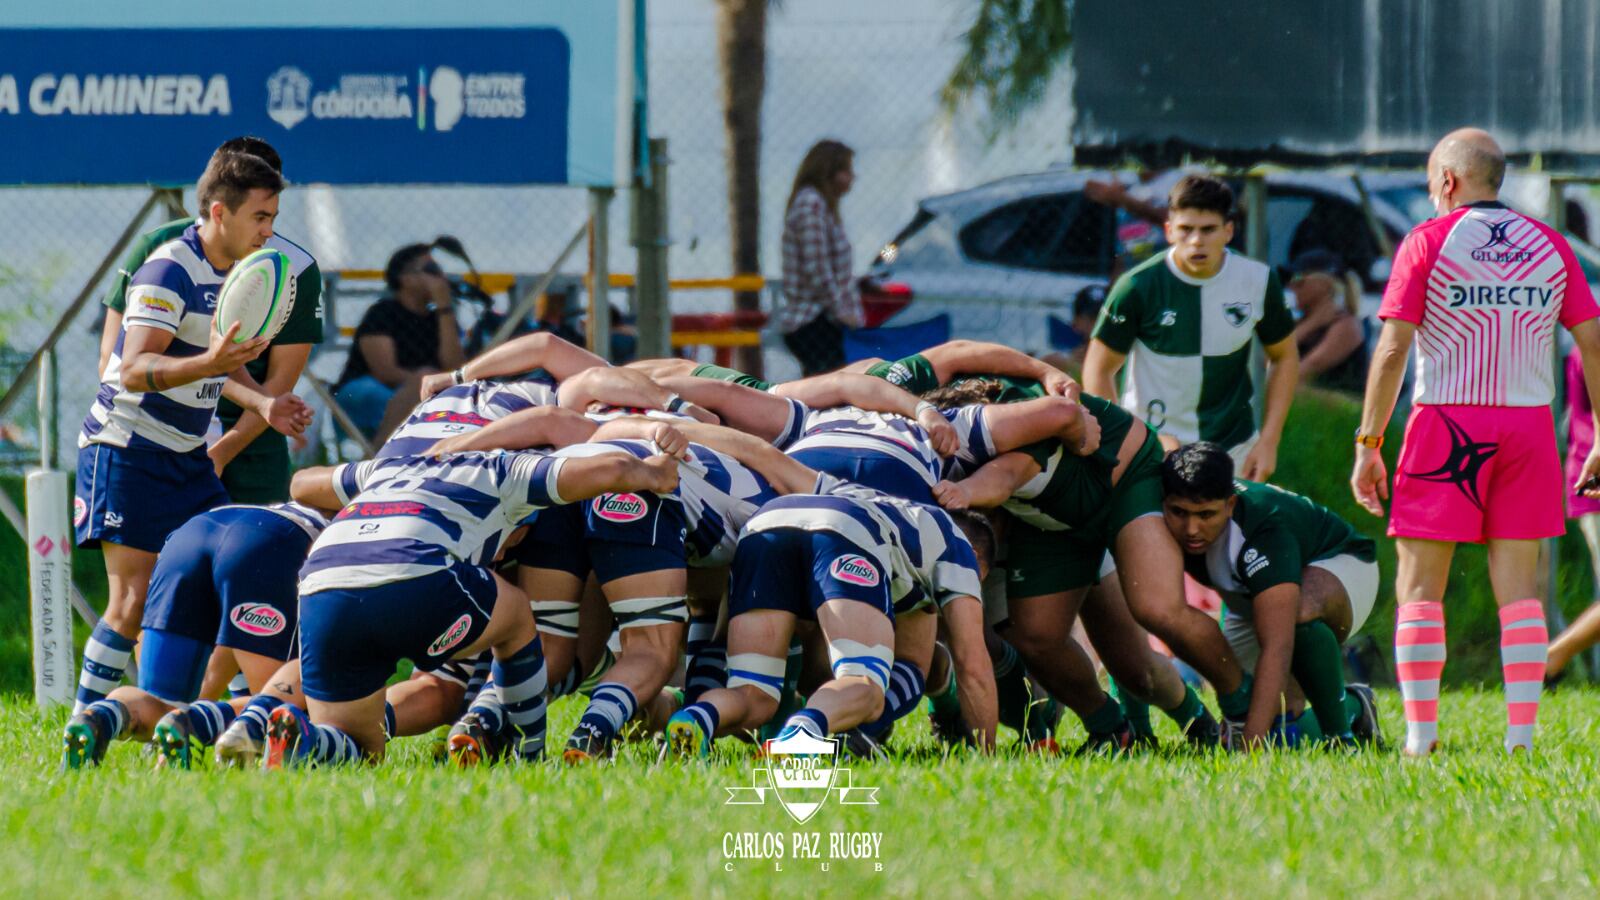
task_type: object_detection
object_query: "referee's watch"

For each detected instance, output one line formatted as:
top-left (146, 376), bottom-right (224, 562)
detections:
top-left (1354, 431), bottom-right (1383, 450)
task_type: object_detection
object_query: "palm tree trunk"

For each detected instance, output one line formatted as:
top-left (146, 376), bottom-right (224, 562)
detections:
top-left (717, 0), bottom-right (768, 376)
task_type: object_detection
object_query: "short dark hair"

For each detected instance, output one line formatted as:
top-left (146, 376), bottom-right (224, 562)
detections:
top-left (1161, 442), bottom-right (1236, 502)
top-left (1168, 175), bottom-right (1234, 220)
top-left (385, 243), bottom-right (434, 291)
top-left (919, 378), bottom-right (1004, 408)
top-left (215, 136), bottom-right (283, 175)
top-left (196, 152), bottom-right (284, 216)
top-left (947, 509), bottom-right (997, 570)
top-left (1074, 284), bottom-right (1108, 320)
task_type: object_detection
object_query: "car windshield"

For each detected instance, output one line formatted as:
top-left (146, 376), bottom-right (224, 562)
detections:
top-left (1372, 186), bottom-right (1435, 226)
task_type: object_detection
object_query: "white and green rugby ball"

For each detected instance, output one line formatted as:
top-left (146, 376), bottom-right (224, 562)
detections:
top-left (215, 248), bottom-right (296, 343)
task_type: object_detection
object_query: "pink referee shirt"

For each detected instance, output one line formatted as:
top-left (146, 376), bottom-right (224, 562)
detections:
top-left (1379, 201), bottom-right (1600, 407)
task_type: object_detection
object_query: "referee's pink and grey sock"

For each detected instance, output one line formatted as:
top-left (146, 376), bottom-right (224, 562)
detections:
top-left (1498, 598), bottom-right (1548, 754)
top-left (1395, 600), bottom-right (1446, 755)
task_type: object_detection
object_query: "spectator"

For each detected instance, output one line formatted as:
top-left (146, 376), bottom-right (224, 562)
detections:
top-left (1546, 348), bottom-right (1600, 683)
top-left (333, 243), bottom-right (466, 443)
top-left (778, 139), bottom-right (865, 375)
top-left (1288, 249), bottom-right (1367, 394)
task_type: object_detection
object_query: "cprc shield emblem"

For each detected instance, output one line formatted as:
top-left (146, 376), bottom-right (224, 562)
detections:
top-left (725, 731), bottom-right (878, 824)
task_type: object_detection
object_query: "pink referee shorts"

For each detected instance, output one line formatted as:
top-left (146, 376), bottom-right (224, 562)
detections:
top-left (1390, 404), bottom-right (1564, 543)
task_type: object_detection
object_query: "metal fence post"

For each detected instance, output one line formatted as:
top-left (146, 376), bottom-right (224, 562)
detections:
top-left (38, 350), bottom-right (56, 472)
top-left (588, 187), bottom-right (615, 362)
top-left (632, 137), bottom-right (671, 360)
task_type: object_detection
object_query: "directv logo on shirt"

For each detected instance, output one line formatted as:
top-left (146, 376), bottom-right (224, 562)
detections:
top-left (1446, 283), bottom-right (1555, 309)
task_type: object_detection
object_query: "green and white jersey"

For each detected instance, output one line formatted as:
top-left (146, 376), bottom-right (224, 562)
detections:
top-left (1093, 249), bottom-right (1292, 449)
top-left (1183, 480), bottom-right (1376, 620)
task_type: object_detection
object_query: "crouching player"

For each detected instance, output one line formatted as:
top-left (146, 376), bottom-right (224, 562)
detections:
top-left (667, 486), bottom-right (998, 755)
top-left (62, 502), bottom-right (327, 769)
top-left (1162, 443), bottom-right (1381, 747)
top-left (261, 447), bottom-right (680, 767)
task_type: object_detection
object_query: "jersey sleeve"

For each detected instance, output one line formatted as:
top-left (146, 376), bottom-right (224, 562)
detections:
top-left (1255, 268), bottom-right (1295, 345)
top-left (331, 459), bottom-right (381, 505)
top-left (1091, 274), bottom-right (1142, 353)
top-left (1377, 228), bottom-right (1437, 324)
top-left (275, 260), bottom-right (326, 345)
top-left (864, 353), bottom-right (940, 394)
top-left (930, 524), bottom-right (984, 608)
top-left (772, 397), bottom-right (811, 449)
top-left (1554, 237), bottom-right (1600, 330)
top-left (122, 259), bottom-right (191, 335)
top-left (103, 221), bottom-right (188, 313)
top-left (1238, 521), bottom-right (1305, 597)
top-left (506, 451), bottom-right (569, 513)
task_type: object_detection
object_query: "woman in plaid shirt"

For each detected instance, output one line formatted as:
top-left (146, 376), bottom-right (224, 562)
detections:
top-left (780, 140), bottom-right (865, 374)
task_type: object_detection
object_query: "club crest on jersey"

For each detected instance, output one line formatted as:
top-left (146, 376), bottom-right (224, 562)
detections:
top-left (1223, 302), bottom-right (1252, 327)
top-left (428, 614), bottom-right (473, 656)
top-left (231, 603), bottom-right (287, 637)
top-left (829, 555), bottom-right (880, 587)
top-left (593, 493), bottom-right (648, 522)
top-left (73, 496), bottom-right (87, 527)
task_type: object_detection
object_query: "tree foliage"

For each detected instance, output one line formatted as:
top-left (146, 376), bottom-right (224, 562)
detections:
top-left (941, 0), bottom-right (1074, 134)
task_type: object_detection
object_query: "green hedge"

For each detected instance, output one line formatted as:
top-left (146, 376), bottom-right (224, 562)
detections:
top-left (2, 395), bottom-right (1596, 694)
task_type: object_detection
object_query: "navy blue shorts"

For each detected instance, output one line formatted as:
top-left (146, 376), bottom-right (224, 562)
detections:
top-left (75, 443), bottom-right (229, 552)
top-left (789, 447), bottom-right (936, 504)
top-left (729, 527), bottom-right (894, 621)
top-left (510, 492), bottom-right (686, 582)
top-left (299, 563), bottom-right (497, 703)
top-left (141, 506), bottom-right (309, 662)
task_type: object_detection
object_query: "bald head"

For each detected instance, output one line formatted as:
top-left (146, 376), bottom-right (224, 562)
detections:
top-left (1429, 128), bottom-right (1506, 193)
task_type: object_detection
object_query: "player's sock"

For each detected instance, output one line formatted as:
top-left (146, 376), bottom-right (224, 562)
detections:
top-left (1080, 696), bottom-right (1126, 736)
top-left (1292, 707), bottom-right (1323, 743)
top-left (84, 699), bottom-right (130, 741)
top-left (859, 661), bottom-right (925, 739)
top-left (227, 672), bottom-right (251, 699)
top-left (494, 637), bottom-right (550, 760)
top-left (759, 640), bottom-right (807, 742)
top-left (462, 657), bottom-right (492, 710)
top-left (1290, 620), bottom-right (1354, 739)
top-left (685, 614), bottom-right (728, 702)
top-left (1395, 600), bottom-right (1446, 755)
top-left (1498, 598), bottom-right (1548, 754)
top-left (237, 695), bottom-right (285, 742)
top-left (1217, 671), bottom-right (1254, 721)
top-left (1162, 684), bottom-right (1208, 731)
top-left (992, 640), bottom-right (1034, 733)
top-left (383, 703), bottom-right (398, 739)
top-left (309, 724), bottom-right (363, 765)
top-left (550, 666), bottom-right (581, 698)
top-left (467, 683), bottom-right (506, 734)
top-left (927, 666), bottom-right (961, 719)
top-left (779, 708), bottom-right (829, 740)
top-left (679, 701), bottom-right (720, 738)
top-left (185, 700), bottom-right (237, 746)
top-left (1110, 678), bottom-right (1155, 740)
top-left (75, 622), bottom-right (135, 714)
top-left (1341, 689), bottom-right (1364, 730)
top-left (575, 683), bottom-right (638, 746)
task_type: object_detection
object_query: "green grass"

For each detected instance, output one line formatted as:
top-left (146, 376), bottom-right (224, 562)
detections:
top-left (4, 689), bottom-right (1600, 895)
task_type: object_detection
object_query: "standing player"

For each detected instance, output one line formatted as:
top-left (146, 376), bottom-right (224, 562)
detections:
top-left (1083, 175), bottom-right (1299, 480)
top-left (1352, 128), bottom-right (1600, 756)
top-left (73, 152), bottom-right (311, 715)
top-left (1161, 443), bottom-right (1380, 747)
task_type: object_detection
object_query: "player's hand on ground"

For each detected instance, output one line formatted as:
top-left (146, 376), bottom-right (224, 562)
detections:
top-left (917, 407), bottom-right (960, 457)
top-left (419, 371), bottom-right (454, 402)
top-left (1041, 369), bottom-right (1080, 402)
top-left (933, 479), bottom-right (971, 511)
top-left (1070, 404), bottom-right (1101, 456)
top-left (1350, 446), bottom-right (1388, 516)
top-left (1239, 440), bottom-right (1277, 482)
top-left (263, 393), bottom-right (313, 437)
top-left (206, 322), bottom-right (270, 374)
top-left (638, 454), bottom-right (681, 494)
top-left (1576, 450), bottom-right (1600, 498)
top-left (649, 422), bottom-right (689, 458)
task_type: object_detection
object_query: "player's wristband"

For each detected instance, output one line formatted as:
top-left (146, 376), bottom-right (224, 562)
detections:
top-left (451, 368), bottom-right (467, 386)
top-left (1354, 431), bottom-right (1383, 449)
top-left (914, 400), bottom-right (937, 417)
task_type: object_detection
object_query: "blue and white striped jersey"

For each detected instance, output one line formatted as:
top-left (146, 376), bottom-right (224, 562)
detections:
top-left (939, 405), bottom-right (1000, 478)
top-left (378, 378), bottom-right (559, 459)
top-left (783, 407), bottom-right (943, 495)
top-left (741, 484), bottom-right (983, 615)
top-left (210, 501), bottom-right (330, 542)
top-left (299, 450), bottom-right (567, 594)
top-left (81, 224), bottom-right (228, 453)
top-left (553, 438), bottom-right (779, 567)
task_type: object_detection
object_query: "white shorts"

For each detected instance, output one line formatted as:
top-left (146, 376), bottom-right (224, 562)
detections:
top-left (1220, 553), bottom-right (1379, 669)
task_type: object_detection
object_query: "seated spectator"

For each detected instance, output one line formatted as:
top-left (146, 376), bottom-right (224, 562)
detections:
top-left (1287, 249), bottom-right (1367, 394)
top-left (333, 244), bottom-right (467, 443)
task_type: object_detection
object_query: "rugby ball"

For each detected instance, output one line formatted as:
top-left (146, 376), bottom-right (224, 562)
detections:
top-left (214, 248), bottom-right (296, 343)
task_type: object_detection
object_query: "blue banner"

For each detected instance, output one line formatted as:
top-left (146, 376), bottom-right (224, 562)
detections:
top-left (0, 28), bottom-right (572, 185)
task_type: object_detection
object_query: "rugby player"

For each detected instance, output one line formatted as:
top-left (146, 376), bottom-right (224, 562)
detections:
top-left (1352, 128), bottom-right (1600, 755)
top-left (1162, 443), bottom-right (1381, 747)
top-left (61, 502), bottom-right (326, 769)
top-left (73, 151), bottom-right (311, 715)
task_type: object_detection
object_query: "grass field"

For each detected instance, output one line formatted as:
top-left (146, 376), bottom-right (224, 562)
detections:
top-left (4, 687), bottom-right (1599, 896)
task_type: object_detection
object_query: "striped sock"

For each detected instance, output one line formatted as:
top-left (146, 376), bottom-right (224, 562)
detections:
top-left (681, 700), bottom-right (720, 738)
top-left (1498, 598), bottom-right (1548, 754)
top-left (383, 703), bottom-right (397, 739)
top-left (685, 614), bottom-right (728, 702)
top-left (1395, 600), bottom-right (1446, 755)
top-left (467, 682), bottom-right (505, 734)
top-left (75, 622), bottom-right (134, 715)
top-left (238, 695), bottom-right (285, 742)
top-left (186, 700), bottom-right (236, 745)
top-left (550, 665), bottom-right (581, 699)
top-left (227, 672), bottom-right (251, 699)
top-left (494, 637), bottom-right (550, 760)
top-left (310, 724), bottom-right (363, 765)
top-left (85, 699), bottom-right (129, 741)
top-left (859, 661), bottom-right (925, 739)
top-left (576, 683), bottom-right (638, 745)
top-left (462, 657), bottom-right (493, 711)
top-left (780, 708), bottom-right (829, 741)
